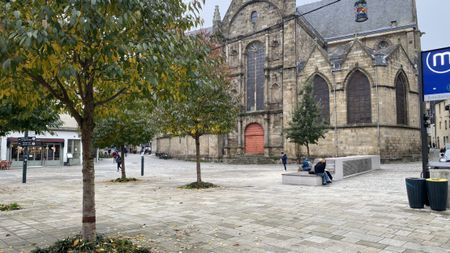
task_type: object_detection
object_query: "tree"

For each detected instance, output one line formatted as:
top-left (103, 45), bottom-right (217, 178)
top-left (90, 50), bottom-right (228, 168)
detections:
top-left (0, 1), bottom-right (201, 241)
top-left (0, 95), bottom-right (61, 136)
top-left (94, 99), bottom-right (156, 180)
top-left (155, 35), bottom-right (239, 186)
top-left (286, 81), bottom-right (328, 158)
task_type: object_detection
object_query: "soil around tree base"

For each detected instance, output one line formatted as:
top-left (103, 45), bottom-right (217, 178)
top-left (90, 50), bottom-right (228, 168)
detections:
top-left (30, 235), bottom-right (151, 253)
top-left (180, 182), bottom-right (219, 189)
top-left (112, 178), bottom-right (138, 183)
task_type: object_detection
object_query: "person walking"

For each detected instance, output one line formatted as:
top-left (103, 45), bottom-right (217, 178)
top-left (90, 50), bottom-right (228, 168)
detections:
top-left (281, 152), bottom-right (288, 171)
top-left (113, 152), bottom-right (122, 172)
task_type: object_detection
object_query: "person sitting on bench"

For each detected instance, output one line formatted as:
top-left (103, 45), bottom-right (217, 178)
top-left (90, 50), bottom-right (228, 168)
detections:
top-left (314, 159), bottom-right (332, 185)
top-left (302, 158), bottom-right (312, 171)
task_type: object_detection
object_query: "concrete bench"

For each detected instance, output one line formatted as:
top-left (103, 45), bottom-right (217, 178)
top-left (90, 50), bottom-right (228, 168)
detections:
top-left (282, 172), bottom-right (322, 186)
top-left (325, 155), bottom-right (380, 181)
top-left (282, 155), bottom-right (380, 186)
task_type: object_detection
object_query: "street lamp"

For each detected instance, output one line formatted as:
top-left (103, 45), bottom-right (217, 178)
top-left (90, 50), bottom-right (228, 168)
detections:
top-left (355, 0), bottom-right (368, 22)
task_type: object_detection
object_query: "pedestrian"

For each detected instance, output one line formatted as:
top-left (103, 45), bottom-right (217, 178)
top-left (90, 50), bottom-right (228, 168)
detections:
top-left (281, 152), bottom-right (288, 171)
top-left (314, 158), bottom-right (331, 185)
top-left (302, 157), bottom-right (312, 171)
top-left (113, 152), bottom-right (122, 172)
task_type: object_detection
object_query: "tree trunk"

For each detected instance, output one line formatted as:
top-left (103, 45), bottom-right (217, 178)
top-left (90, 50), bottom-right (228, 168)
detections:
top-left (121, 145), bottom-right (126, 179)
top-left (306, 143), bottom-right (310, 158)
top-left (295, 143), bottom-right (301, 164)
top-left (80, 81), bottom-right (96, 242)
top-left (80, 117), bottom-right (96, 242)
top-left (195, 135), bottom-right (202, 183)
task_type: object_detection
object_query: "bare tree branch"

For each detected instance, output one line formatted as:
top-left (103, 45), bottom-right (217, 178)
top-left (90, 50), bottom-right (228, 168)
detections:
top-left (54, 77), bottom-right (83, 124)
top-left (94, 87), bottom-right (127, 108)
top-left (23, 70), bottom-right (83, 124)
top-left (74, 53), bottom-right (85, 100)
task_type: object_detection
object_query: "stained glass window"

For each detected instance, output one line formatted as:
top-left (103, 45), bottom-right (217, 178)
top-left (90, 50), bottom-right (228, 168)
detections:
top-left (396, 72), bottom-right (408, 125)
top-left (246, 42), bottom-right (265, 111)
top-left (347, 70), bottom-right (372, 124)
top-left (313, 75), bottom-right (330, 124)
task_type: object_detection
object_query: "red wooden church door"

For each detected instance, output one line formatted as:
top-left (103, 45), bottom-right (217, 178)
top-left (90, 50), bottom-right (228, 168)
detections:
top-left (245, 123), bottom-right (264, 154)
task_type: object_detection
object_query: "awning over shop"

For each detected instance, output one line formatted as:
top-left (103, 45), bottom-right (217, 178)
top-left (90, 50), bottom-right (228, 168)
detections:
top-left (7, 137), bottom-right (65, 143)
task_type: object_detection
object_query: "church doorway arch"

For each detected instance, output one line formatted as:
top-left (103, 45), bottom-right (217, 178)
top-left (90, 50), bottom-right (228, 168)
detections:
top-left (245, 123), bottom-right (264, 154)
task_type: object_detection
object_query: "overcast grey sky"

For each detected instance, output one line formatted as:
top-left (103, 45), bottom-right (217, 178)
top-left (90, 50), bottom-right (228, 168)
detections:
top-left (192, 0), bottom-right (449, 51)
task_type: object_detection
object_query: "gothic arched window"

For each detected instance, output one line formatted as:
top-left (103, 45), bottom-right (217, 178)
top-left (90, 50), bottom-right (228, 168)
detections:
top-left (251, 11), bottom-right (258, 24)
top-left (246, 42), bottom-right (265, 111)
top-left (396, 72), bottom-right (408, 125)
top-left (347, 70), bottom-right (372, 124)
top-left (313, 75), bottom-right (330, 124)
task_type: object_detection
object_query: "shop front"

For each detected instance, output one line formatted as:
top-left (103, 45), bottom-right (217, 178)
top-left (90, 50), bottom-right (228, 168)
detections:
top-left (7, 138), bottom-right (65, 167)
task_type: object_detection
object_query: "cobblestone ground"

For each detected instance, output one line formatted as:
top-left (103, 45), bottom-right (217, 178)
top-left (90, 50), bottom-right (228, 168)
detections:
top-left (0, 154), bottom-right (449, 253)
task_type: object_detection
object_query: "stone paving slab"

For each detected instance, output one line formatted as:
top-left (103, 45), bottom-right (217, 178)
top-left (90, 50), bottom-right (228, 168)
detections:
top-left (0, 154), bottom-right (449, 253)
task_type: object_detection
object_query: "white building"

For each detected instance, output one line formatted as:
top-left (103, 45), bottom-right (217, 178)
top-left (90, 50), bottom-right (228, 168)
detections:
top-left (430, 100), bottom-right (450, 149)
top-left (0, 114), bottom-right (82, 167)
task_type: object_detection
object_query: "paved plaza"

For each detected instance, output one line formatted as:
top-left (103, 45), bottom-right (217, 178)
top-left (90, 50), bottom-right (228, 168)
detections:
top-left (0, 154), bottom-right (449, 253)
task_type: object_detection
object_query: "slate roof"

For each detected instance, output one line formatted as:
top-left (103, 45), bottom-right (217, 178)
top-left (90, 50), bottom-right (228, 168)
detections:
top-left (187, 27), bottom-right (213, 36)
top-left (297, 0), bottom-right (417, 42)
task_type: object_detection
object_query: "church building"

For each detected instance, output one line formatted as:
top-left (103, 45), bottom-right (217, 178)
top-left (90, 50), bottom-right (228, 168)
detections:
top-left (155, 0), bottom-right (422, 162)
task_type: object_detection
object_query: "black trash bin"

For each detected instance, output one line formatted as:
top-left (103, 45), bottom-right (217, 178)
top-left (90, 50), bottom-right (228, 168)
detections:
top-left (426, 178), bottom-right (448, 211)
top-left (405, 178), bottom-right (426, 208)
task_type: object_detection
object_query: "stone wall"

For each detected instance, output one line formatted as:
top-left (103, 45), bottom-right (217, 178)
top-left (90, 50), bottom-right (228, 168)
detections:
top-left (156, 135), bottom-right (223, 161)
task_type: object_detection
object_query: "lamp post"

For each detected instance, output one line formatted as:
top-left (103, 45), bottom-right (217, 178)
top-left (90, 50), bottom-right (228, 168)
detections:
top-left (140, 146), bottom-right (145, 176)
top-left (22, 131), bottom-right (29, 184)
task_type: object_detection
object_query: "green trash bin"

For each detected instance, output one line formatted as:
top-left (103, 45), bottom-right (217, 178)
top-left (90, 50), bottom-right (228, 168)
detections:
top-left (405, 178), bottom-right (426, 208)
top-left (426, 178), bottom-right (448, 211)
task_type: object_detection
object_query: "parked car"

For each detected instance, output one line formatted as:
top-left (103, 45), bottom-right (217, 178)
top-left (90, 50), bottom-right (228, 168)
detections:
top-left (439, 149), bottom-right (450, 162)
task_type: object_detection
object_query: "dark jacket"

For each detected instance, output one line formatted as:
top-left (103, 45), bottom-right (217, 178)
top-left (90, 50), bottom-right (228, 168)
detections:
top-left (281, 154), bottom-right (288, 164)
top-left (314, 161), bottom-right (326, 174)
top-left (115, 155), bottom-right (122, 164)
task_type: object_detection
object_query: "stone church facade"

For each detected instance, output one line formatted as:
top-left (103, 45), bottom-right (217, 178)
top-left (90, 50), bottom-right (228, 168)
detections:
top-left (156, 0), bottom-right (422, 162)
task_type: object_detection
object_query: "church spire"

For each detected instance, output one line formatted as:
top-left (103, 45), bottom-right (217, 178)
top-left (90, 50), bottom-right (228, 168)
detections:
top-left (212, 5), bottom-right (221, 35)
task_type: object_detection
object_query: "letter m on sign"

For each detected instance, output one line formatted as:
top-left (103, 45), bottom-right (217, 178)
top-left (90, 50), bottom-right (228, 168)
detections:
top-left (434, 52), bottom-right (450, 67)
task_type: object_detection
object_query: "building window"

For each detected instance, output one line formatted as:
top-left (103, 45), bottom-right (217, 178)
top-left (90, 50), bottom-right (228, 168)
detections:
top-left (246, 42), bottom-right (265, 111)
top-left (395, 72), bottom-right (408, 125)
top-left (446, 120), bottom-right (448, 130)
top-left (440, 121), bottom-right (442, 130)
top-left (67, 139), bottom-right (81, 159)
top-left (377, 40), bottom-right (390, 49)
top-left (313, 75), bottom-right (330, 124)
top-left (347, 70), bottom-right (372, 124)
top-left (251, 11), bottom-right (258, 24)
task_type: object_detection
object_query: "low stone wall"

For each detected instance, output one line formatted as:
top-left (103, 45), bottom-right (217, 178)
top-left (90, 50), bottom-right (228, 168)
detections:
top-left (282, 172), bottom-right (322, 186)
top-left (325, 155), bottom-right (380, 181)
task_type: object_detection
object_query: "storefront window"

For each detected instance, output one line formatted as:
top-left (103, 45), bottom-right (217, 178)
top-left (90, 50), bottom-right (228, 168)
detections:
top-left (29, 146), bottom-right (43, 161)
top-left (11, 144), bottom-right (24, 161)
top-left (45, 144), bottom-right (60, 161)
top-left (68, 139), bottom-right (81, 159)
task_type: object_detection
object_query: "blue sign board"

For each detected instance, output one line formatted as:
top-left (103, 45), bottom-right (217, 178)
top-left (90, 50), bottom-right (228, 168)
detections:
top-left (422, 47), bottom-right (450, 101)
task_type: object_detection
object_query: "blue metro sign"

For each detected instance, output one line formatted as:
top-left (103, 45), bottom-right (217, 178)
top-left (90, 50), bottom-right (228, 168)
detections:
top-left (422, 46), bottom-right (450, 101)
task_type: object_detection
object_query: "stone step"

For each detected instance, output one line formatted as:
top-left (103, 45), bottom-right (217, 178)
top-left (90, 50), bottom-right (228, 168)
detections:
top-left (223, 155), bottom-right (278, 165)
